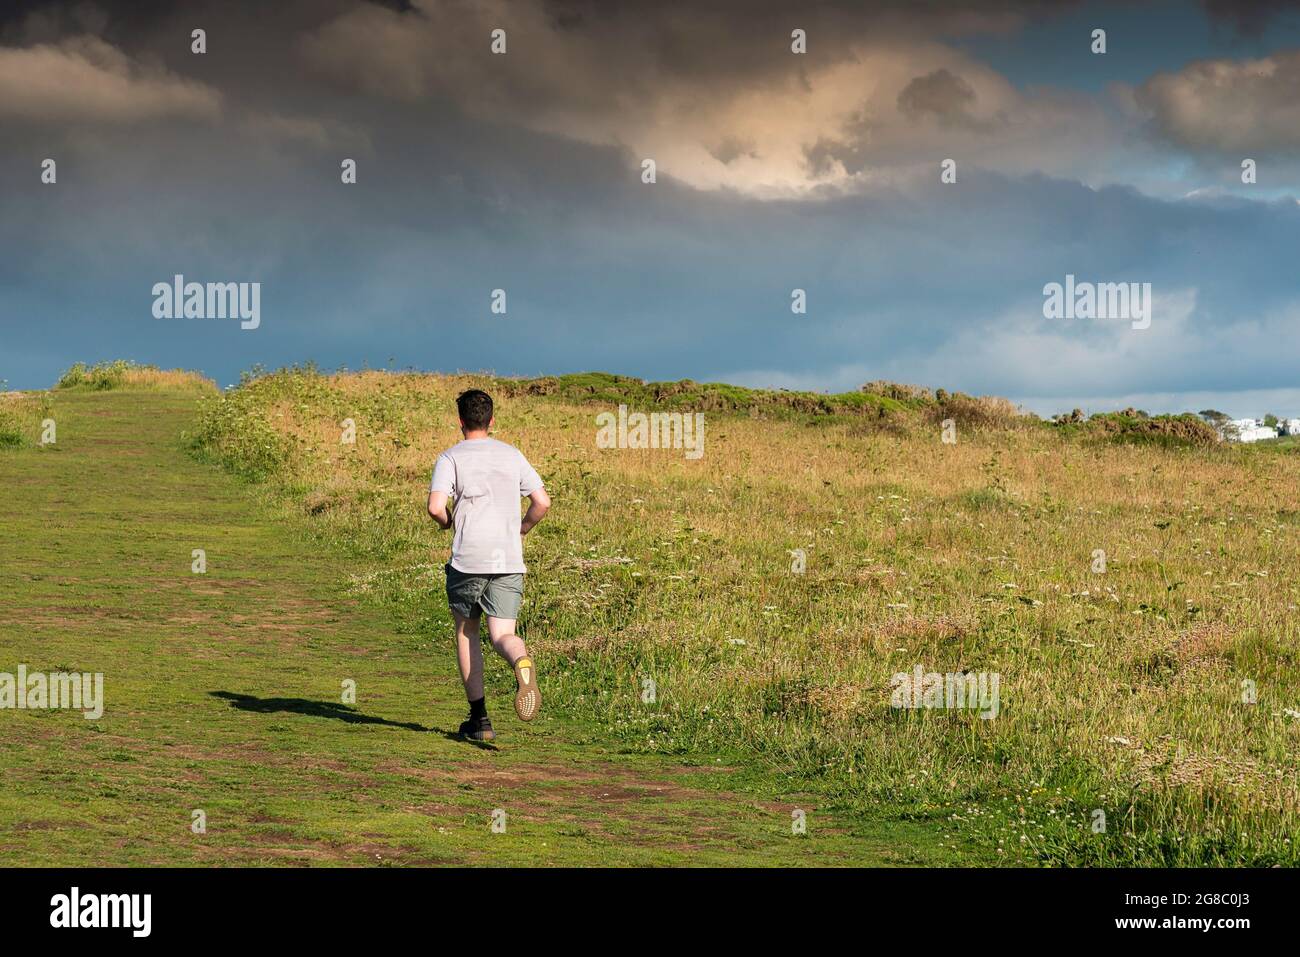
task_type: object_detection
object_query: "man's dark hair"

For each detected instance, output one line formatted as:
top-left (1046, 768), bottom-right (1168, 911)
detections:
top-left (456, 389), bottom-right (493, 431)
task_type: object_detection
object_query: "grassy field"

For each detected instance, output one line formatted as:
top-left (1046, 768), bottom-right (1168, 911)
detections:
top-left (3, 365), bottom-right (1297, 866)
top-left (183, 366), bottom-right (1300, 866)
top-left (0, 377), bottom-right (965, 866)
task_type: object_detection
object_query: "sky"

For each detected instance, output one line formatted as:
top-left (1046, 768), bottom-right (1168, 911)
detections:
top-left (1, 0), bottom-right (1299, 417)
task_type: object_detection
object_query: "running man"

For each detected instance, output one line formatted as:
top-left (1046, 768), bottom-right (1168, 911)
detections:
top-left (427, 388), bottom-right (550, 741)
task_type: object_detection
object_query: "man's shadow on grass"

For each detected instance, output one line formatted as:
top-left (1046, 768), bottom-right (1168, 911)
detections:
top-left (209, 691), bottom-right (497, 749)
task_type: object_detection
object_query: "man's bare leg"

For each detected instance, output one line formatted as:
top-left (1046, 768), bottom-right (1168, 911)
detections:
top-left (486, 616), bottom-right (540, 721)
top-left (484, 615), bottom-right (527, 664)
top-left (454, 610), bottom-right (486, 703)
top-left (454, 610), bottom-right (495, 740)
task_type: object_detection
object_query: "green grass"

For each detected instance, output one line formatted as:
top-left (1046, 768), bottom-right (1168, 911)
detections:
top-left (0, 386), bottom-right (968, 866)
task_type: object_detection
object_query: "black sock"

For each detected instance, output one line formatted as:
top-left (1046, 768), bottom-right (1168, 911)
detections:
top-left (469, 697), bottom-right (488, 720)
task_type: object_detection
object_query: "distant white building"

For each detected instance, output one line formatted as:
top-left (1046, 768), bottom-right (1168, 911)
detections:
top-left (1224, 418), bottom-right (1278, 443)
top-left (1282, 418), bottom-right (1300, 437)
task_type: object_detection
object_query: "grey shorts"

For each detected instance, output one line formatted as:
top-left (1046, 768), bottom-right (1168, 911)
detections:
top-left (445, 563), bottom-right (524, 620)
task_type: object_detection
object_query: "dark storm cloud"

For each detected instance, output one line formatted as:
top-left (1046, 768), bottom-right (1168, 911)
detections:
top-left (1200, 0), bottom-right (1300, 34)
top-left (0, 0), bottom-right (1297, 418)
top-left (296, 0), bottom-right (1078, 107)
top-left (897, 68), bottom-right (979, 124)
top-left (4, 79), bottom-right (1297, 409)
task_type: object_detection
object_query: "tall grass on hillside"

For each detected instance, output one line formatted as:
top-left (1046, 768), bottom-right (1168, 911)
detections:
top-left (497, 371), bottom-right (1033, 430)
top-left (0, 391), bottom-right (53, 449)
top-left (188, 366), bottom-right (1300, 866)
top-left (56, 360), bottom-right (216, 392)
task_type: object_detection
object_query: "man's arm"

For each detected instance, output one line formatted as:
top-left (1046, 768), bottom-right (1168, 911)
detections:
top-left (427, 490), bottom-right (453, 530)
top-left (520, 487), bottom-right (550, 536)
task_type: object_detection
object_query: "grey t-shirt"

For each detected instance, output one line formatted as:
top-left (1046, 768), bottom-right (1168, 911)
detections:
top-left (430, 438), bottom-right (544, 574)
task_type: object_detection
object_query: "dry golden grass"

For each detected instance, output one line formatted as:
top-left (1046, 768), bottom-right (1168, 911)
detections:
top-left (121, 367), bottom-right (216, 390)
top-left (56, 360), bottom-right (216, 392)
